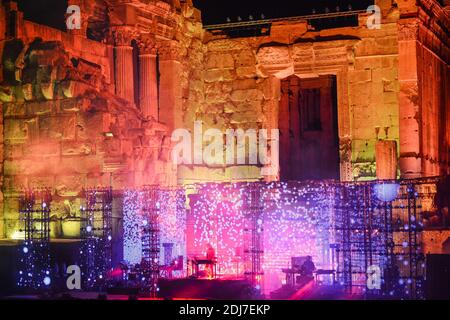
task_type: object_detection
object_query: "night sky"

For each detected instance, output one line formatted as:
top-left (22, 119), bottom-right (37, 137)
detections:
top-left (16, 0), bottom-right (374, 29)
top-left (193, 0), bottom-right (374, 25)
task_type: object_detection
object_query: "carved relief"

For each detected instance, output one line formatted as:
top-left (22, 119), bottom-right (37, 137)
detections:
top-left (158, 41), bottom-right (181, 60)
top-left (398, 19), bottom-right (419, 41)
top-left (109, 27), bottom-right (138, 46)
top-left (138, 35), bottom-right (158, 55)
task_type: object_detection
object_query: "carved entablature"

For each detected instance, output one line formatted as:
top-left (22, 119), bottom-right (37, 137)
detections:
top-left (256, 45), bottom-right (293, 79)
top-left (417, 0), bottom-right (450, 61)
top-left (398, 1), bottom-right (450, 62)
top-left (257, 40), bottom-right (358, 79)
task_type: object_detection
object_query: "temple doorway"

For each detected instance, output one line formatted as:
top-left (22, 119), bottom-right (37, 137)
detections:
top-left (279, 75), bottom-right (340, 181)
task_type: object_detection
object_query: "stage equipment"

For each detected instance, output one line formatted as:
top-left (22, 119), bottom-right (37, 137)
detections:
top-left (189, 257), bottom-right (217, 279)
top-left (242, 183), bottom-right (264, 291)
top-left (80, 187), bottom-right (113, 290)
top-left (158, 278), bottom-right (253, 300)
top-left (141, 186), bottom-right (160, 297)
top-left (18, 189), bottom-right (52, 289)
top-left (333, 178), bottom-right (435, 299)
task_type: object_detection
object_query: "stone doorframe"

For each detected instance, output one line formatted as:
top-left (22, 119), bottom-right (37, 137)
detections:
top-left (256, 39), bottom-right (360, 182)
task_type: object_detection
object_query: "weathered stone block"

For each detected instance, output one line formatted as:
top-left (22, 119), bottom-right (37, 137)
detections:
top-left (4, 103), bottom-right (26, 117)
top-left (383, 91), bottom-right (399, 105)
top-left (354, 57), bottom-right (383, 70)
top-left (236, 66), bottom-right (257, 79)
top-left (39, 115), bottom-right (76, 140)
top-left (206, 53), bottom-right (235, 69)
top-left (60, 99), bottom-right (79, 112)
top-left (0, 85), bottom-right (14, 102)
top-left (230, 89), bottom-right (264, 103)
top-left (383, 79), bottom-right (399, 92)
top-left (26, 101), bottom-right (53, 116)
top-left (376, 140), bottom-right (398, 180)
top-left (234, 50), bottom-right (256, 67)
top-left (4, 145), bottom-right (24, 159)
top-left (204, 69), bottom-right (236, 82)
top-left (4, 119), bottom-right (30, 142)
top-left (230, 111), bottom-right (264, 124)
top-left (207, 39), bottom-right (249, 52)
top-left (24, 142), bottom-right (60, 157)
top-left (232, 79), bottom-right (257, 90)
top-left (349, 69), bottom-right (372, 83)
top-left (62, 141), bottom-right (94, 156)
top-left (55, 175), bottom-right (85, 197)
top-left (29, 176), bottom-right (55, 190)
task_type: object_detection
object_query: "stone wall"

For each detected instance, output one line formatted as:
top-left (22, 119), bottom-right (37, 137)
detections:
top-left (0, 0), bottom-right (449, 239)
top-left (423, 230), bottom-right (450, 254)
top-left (0, 39), bottom-right (174, 239)
top-left (0, 0), bottom-right (203, 239)
top-left (398, 0), bottom-right (450, 178)
top-left (178, 37), bottom-right (278, 184)
top-left (180, 7), bottom-right (403, 182)
top-left (178, 0), bottom-right (449, 183)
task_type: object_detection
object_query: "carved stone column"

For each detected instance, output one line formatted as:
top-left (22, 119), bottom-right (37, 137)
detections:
top-left (138, 38), bottom-right (159, 120)
top-left (398, 19), bottom-right (421, 178)
top-left (112, 29), bottom-right (135, 102)
top-left (158, 41), bottom-right (182, 131)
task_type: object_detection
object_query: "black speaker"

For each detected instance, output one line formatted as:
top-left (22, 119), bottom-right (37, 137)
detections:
top-left (426, 254), bottom-right (450, 300)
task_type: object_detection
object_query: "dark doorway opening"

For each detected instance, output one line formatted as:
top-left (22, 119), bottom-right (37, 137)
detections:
top-left (279, 75), bottom-right (340, 181)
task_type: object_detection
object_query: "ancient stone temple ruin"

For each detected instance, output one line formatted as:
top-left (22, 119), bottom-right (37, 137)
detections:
top-left (0, 0), bottom-right (448, 243)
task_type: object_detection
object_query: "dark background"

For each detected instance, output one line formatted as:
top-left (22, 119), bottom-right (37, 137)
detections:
top-left (193, 0), bottom-right (374, 25)
top-left (14, 0), bottom-right (374, 30)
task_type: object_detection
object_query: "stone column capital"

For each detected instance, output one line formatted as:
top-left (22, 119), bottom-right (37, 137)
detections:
top-left (109, 27), bottom-right (138, 47)
top-left (398, 18), bottom-right (419, 41)
top-left (158, 41), bottom-right (181, 60)
top-left (138, 36), bottom-right (158, 56)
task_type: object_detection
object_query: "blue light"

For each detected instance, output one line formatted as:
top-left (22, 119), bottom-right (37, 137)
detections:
top-left (374, 183), bottom-right (400, 202)
top-left (23, 247), bottom-right (29, 254)
top-left (43, 277), bottom-right (51, 286)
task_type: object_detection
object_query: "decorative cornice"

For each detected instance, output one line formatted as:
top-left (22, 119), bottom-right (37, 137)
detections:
top-left (398, 1), bottom-right (450, 62)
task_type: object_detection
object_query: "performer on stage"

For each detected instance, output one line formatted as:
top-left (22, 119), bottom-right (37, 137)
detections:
top-left (206, 243), bottom-right (216, 279)
top-left (301, 256), bottom-right (316, 278)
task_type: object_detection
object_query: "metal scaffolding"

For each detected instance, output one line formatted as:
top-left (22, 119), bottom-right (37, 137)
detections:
top-left (333, 179), bottom-right (432, 299)
top-left (141, 186), bottom-right (161, 297)
top-left (18, 189), bottom-right (52, 289)
top-left (80, 187), bottom-right (113, 290)
top-left (242, 183), bottom-right (264, 292)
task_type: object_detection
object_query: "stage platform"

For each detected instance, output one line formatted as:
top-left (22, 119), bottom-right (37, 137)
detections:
top-left (158, 278), bottom-right (254, 300)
